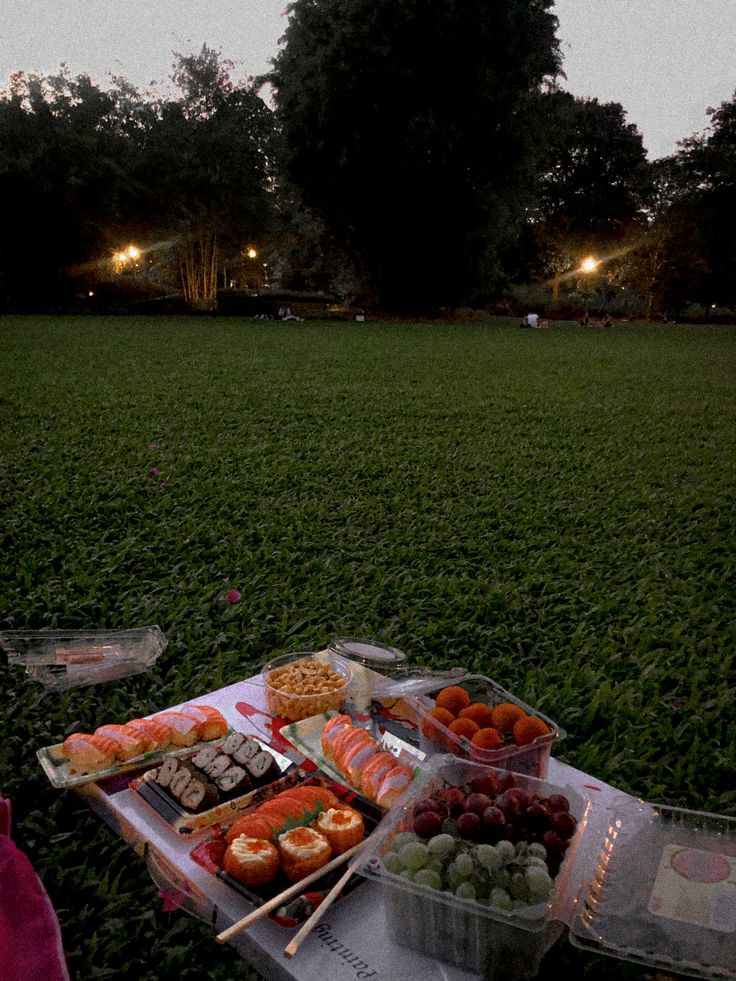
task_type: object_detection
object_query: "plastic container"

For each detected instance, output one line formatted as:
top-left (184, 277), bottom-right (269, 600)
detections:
top-left (360, 755), bottom-right (589, 979)
top-left (409, 675), bottom-right (565, 778)
top-left (360, 756), bottom-right (736, 980)
top-left (261, 650), bottom-right (352, 722)
top-left (0, 626), bottom-right (166, 691)
top-left (568, 799), bottom-right (736, 979)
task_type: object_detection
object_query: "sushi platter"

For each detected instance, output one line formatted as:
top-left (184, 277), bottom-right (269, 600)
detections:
top-left (37, 703), bottom-right (232, 789)
top-left (131, 733), bottom-right (300, 835)
top-left (190, 772), bottom-right (382, 926)
top-left (280, 710), bottom-right (424, 801)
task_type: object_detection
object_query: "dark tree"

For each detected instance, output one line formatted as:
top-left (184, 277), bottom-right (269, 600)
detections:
top-left (270, 0), bottom-right (561, 309)
top-left (525, 91), bottom-right (650, 301)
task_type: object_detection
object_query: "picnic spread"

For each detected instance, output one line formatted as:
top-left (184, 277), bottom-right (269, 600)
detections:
top-left (8, 632), bottom-right (736, 981)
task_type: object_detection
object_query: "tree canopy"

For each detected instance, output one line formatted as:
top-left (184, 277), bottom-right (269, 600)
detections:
top-left (270, 0), bottom-right (562, 309)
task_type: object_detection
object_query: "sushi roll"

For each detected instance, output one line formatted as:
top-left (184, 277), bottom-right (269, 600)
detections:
top-left (156, 757), bottom-right (180, 789)
top-left (277, 827), bottom-right (331, 883)
top-left (169, 766), bottom-right (193, 801)
top-left (94, 724), bottom-right (145, 761)
top-left (61, 733), bottom-right (118, 773)
top-left (359, 752), bottom-right (398, 800)
top-left (153, 711), bottom-right (200, 747)
top-left (233, 737), bottom-right (261, 766)
top-left (343, 739), bottom-right (380, 787)
top-left (246, 750), bottom-right (278, 786)
top-left (190, 744), bottom-right (219, 771)
top-left (205, 754), bottom-right (232, 780)
top-left (223, 836), bottom-right (280, 887)
top-left (216, 766), bottom-right (253, 799)
top-left (220, 731), bottom-right (246, 757)
top-left (321, 715), bottom-right (354, 758)
top-left (375, 765), bottom-right (414, 810)
top-left (314, 807), bottom-right (365, 855)
top-left (179, 774), bottom-right (219, 813)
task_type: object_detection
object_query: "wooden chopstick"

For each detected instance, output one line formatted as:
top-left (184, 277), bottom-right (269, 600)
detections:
top-left (283, 846), bottom-right (367, 959)
top-left (215, 841), bottom-right (364, 944)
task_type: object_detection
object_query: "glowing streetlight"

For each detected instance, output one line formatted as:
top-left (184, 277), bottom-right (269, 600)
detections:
top-left (127, 245), bottom-right (140, 260)
top-left (247, 247), bottom-right (257, 259)
top-left (580, 256), bottom-right (599, 274)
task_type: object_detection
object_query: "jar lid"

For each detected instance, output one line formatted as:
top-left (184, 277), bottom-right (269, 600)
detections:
top-left (328, 637), bottom-right (407, 667)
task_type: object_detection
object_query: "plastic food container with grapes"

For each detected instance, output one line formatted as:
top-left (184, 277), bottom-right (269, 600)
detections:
top-left (409, 675), bottom-right (565, 779)
top-left (260, 650), bottom-right (352, 722)
top-left (360, 755), bottom-right (589, 979)
top-left (359, 755), bottom-right (736, 980)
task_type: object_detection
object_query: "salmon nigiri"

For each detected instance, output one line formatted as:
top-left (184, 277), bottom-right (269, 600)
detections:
top-left (62, 733), bottom-right (118, 773)
top-left (360, 751), bottom-right (399, 800)
top-left (94, 724), bottom-right (145, 761)
top-left (375, 765), bottom-right (414, 809)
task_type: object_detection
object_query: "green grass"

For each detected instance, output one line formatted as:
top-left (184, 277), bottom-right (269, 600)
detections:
top-left (1, 314), bottom-right (735, 980)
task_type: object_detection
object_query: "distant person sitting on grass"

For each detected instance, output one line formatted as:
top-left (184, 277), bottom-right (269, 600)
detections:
top-left (520, 312), bottom-right (539, 328)
top-left (579, 312), bottom-right (591, 327)
top-left (278, 305), bottom-right (302, 321)
top-left (601, 314), bottom-right (613, 328)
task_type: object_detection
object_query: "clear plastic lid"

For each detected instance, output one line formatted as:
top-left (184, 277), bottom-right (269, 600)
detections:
top-left (329, 637), bottom-right (407, 667)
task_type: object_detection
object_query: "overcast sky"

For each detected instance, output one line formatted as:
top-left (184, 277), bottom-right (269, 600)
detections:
top-left (1, 0), bottom-right (734, 159)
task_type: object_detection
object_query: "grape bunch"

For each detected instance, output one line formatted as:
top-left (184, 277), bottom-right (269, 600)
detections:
top-left (380, 771), bottom-right (577, 911)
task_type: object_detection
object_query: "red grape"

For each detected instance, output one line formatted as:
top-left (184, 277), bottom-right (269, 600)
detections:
top-left (413, 810), bottom-right (444, 838)
top-left (471, 773), bottom-right (500, 797)
top-left (455, 811), bottom-right (482, 840)
top-left (547, 794), bottom-right (570, 813)
top-left (464, 793), bottom-right (492, 816)
top-left (550, 810), bottom-right (577, 839)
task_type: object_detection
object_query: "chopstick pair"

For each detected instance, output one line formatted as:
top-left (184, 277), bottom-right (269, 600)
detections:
top-left (215, 840), bottom-right (364, 945)
top-left (283, 848), bottom-right (365, 959)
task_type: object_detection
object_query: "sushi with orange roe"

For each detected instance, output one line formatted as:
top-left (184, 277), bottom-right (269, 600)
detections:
top-left (223, 836), bottom-right (280, 887)
top-left (314, 806), bottom-right (364, 854)
top-left (320, 714), bottom-right (354, 757)
top-left (281, 785), bottom-right (341, 813)
top-left (61, 733), bottom-right (119, 773)
top-left (277, 826), bottom-right (331, 882)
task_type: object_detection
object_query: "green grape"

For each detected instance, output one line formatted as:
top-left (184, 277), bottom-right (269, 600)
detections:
top-left (455, 881), bottom-right (476, 901)
top-left (391, 831), bottom-right (419, 852)
top-left (447, 862), bottom-right (471, 890)
top-left (427, 833), bottom-right (455, 859)
top-left (425, 856), bottom-right (445, 876)
top-left (453, 852), bottom-right (474, 877)
top-left (488, 887), bottom-right (513, 910)
top-left (383, 852), bottom-right (404, 875)
top-left (509, 871), bottom-right (528, 901)
top-left (399, 869), bottom-right (416, 882)
top-left (414, 868), bottom-right (442, 890)
top-left (399, 840), bottom-right (429, 871)
top-left (527, 842), bottom-right (547, 860)
top-left (525, 866), bottom-right (554, 899)
top-left (496, 869), bottom-right (511, 890)
top-left (495, 840), bottom-right (515, 863)
top-left (523, 855), bottom-right (548, 871)
top-left (475, 844), bottom-right (501, 872)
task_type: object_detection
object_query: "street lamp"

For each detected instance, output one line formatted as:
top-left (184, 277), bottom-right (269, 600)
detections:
top-left (579, 256), bottom-right (598, 274)
top-left (247, 247), bottom-right (257, 259)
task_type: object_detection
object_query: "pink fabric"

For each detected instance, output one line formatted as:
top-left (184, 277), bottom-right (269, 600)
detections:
top-left (0, 812), bottom-right (70, 981)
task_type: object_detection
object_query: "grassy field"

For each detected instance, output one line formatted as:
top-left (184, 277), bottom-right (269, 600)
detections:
top-left (1, 314), bottom-right (734, 980)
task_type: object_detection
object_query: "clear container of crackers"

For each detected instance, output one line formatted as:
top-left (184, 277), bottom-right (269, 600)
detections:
top-left (261, 650), bottom-right (352, 722)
